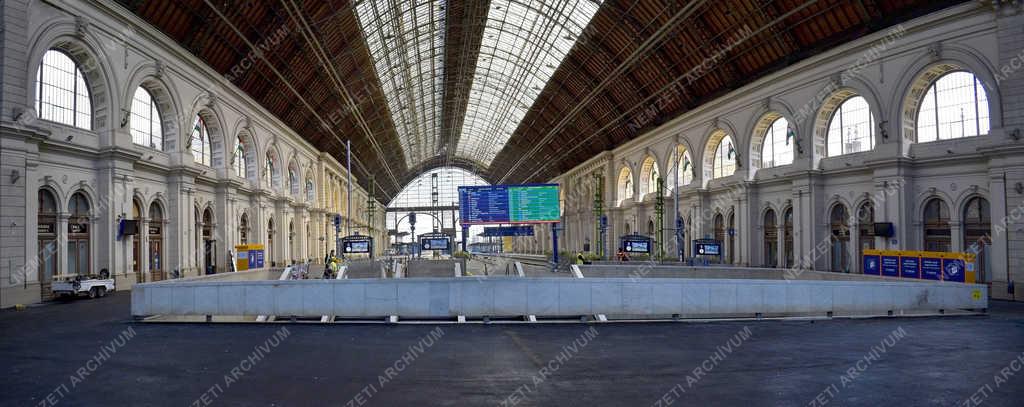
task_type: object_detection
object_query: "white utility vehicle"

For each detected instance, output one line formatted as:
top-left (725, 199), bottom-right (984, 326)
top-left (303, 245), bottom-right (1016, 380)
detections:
top-left (51, 270), bottom-right (115, 299)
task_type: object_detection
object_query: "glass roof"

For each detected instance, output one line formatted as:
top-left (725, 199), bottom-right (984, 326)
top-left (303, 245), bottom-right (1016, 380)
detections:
top-left (456, 0), bottom-right (600, 166)
top-left (355, 0), bottom-right (599, 169)
top-left (355, 0), bottom-right (446, 167)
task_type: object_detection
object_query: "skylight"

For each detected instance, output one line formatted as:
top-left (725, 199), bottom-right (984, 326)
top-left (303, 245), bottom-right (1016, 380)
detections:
top-left (456, 0), bottom-right (600, 166)
top-left (355, 0), bottom-right (446, 167)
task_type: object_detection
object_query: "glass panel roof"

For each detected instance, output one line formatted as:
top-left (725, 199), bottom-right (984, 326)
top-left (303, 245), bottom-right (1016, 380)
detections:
top-left (355, 0), bottom-right (446, 167)
top-left (386, 167), bottom-right (490, 244)
top-left (456, 0), bottom-right (600, 166)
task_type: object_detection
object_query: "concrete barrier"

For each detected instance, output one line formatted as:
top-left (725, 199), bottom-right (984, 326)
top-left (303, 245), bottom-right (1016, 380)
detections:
top-left (131, 277), bottom-right (987, 319)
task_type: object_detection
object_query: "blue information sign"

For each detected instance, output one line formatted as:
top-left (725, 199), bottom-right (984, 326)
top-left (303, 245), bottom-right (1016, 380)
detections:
top-left (942, 258), bottom-right (966, 282)
top-left (693, 239), bottom-right (721, 256)
top-left (459, 184), bottom-right (560, 225)
top-left (482, 226), bottom-right (535, 237)
top-left (921, 257), bottom-right (942, 280)
top-left (881, 255), bottom-right (900, 277)
top-left (900, 256), bottom-right (920, 279)
top-left (863, 254), bottom-right (880, 275)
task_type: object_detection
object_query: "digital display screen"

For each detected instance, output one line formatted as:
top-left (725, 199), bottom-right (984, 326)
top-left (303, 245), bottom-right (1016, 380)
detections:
top-left (421, 238), bottom-right (450, 251)
top-left (624, 240), bottom-right (650, 253)
top-left (459, 184), bottom-right (560, 224)
top-left (694, 241), bottom-right (722, 256)
top-left (345, 241), bottom-right (370, 253)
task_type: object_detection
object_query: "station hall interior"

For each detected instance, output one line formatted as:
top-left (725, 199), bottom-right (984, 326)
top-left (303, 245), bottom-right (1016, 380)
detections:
top-left (2, 0), bottom-right (1024, 405)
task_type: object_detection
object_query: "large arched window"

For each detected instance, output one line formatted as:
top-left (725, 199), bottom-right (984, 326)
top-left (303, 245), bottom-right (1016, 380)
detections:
top-left (761, 117), bottom-right (793, 168)
top-left (265, 152), bottom-right (277, 189)
top-left (386, 167), bottom-right (489, 246)
top-left (639, 157), bottom-right (660, 197)
top-left (676, 147), bottom-right (694, 187)
top-left (233, 136), bottom-right (248, 178)
top-left (712, 136), bottom-right (736, 179)
top-left (923, 198), bottom-right (951, 252)
top-left (35, 50), bottom-right (91, 129)
top-left (616, 167), bottom-right (633, 206)
top-left (826, 96), bottom-right (875, 157)
top-left (288, 166), bottom-right (299, 196)
top-left (130, 87), bottom-right (163, 149)
top-left (916, 71), bottom-right (989, 143)
top-left (190, 116), bottom-right (212, 166)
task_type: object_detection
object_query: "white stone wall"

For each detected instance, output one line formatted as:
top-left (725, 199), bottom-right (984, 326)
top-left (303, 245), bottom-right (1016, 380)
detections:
top-left (0, 0), bottom-right (387, 307)
top-left (513, 4), bottom-right (1024, 300)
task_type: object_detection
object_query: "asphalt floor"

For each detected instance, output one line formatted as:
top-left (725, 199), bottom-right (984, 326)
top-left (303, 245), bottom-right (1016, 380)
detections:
top-left (2, 292), bottom-right (1023, 406)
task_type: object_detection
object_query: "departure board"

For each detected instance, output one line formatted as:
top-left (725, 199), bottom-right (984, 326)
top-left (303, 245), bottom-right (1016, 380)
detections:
top-left (459, 184), bottom-right (560, 225)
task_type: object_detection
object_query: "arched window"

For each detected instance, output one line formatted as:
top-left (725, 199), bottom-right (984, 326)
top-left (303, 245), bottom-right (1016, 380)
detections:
top-left (761, 117), bottom-right (793, 168)
top-left (830, 204), bottom-right (850, 272)
top-left (712, 136), bottom-right (736, 179)
top-left (306, 178), bottom-right (315, 202)
top-left (963, 197), bottom-right (991, 281)
top-left (764, 209), bottom-right (778, 268)
top-left (640, 157), bottom-right (660, 197)
top-left (677, 148), bottom-right (694, 186)
top-left (289, 167), bottom-right (299, 196)
top-left (713, 214), bottom-right (725, 263)
top-left (826, 96), bottom-right (875, 157)
top-left (35, 50), bottom-right (91, 129)
top-left (190, 116), bottom-right (212, 166)
top-left (916, 71), bottom-right (989, 142)
top-left (265, 152), bottom-right (277, 189)
top-left (233, 136), bottom-right (247, 178)
top-left (923, 198), bottom-right (951, 252)
top-left (616, 167), bottom-right (633, 206)
top-left (130, 87), bottom-right (163, 149)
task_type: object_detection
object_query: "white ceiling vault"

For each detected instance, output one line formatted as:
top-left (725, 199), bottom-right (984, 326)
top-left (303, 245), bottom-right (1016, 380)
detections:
top-left (354, 0), bottom-right (601, 169)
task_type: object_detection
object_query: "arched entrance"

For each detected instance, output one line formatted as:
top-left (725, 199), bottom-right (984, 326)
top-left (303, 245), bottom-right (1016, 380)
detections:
top-left (830, 204), bottom-right (850, 272)
top-left (727, 213), bottom-right (735, 264)
top-left (783, 208), bottom-right (794, 268)
top-left (963, 197), bottom-right (991, 282)
top-left (288, 220), bottom-right (295, 264)
top-left (857, 202), bottom-right (875, 273)
top-left (923, 198), bottom-right (951, 252)
top-left (149, 202), bottom-right (164, 281)
top-left (38, 189), bottom-right (59, 298)
top-left (68, 192), bottom-right (91, 276)
top-left (713, 213), bottom-right (725, 263)
top-left (203, 208), bottom-right (215, 274)
top-left (240, 213), bottom-right (249, 244)
top-left (267, 218), bottom-right (275, 267)
top-left (133, 199), bottom-right (143, 282)
top-left (763, 209), bottom-right (777, 268)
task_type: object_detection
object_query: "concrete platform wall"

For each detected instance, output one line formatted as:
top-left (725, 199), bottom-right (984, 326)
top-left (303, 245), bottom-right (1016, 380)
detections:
top-left (131, 277), bottom-right (988, 319)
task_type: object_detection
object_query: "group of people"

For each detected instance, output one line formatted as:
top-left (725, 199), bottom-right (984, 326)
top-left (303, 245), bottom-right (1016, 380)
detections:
top-left (323, 250), bottom-right (341, 279)
top-left (573, 249), bottom-right (631, 264)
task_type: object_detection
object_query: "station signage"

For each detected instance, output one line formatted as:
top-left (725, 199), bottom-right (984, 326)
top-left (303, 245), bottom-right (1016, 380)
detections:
top-left (863, 249), bottom-right (975, 283)
top-left (419, 233), bottom-right (451, 251)
top-left (342, 235), bottom-right (373, 254)
top-left (621, 234), bottom-right (652, 253)
top-left (482, 226), bottom-right (535, 237)
top-left (458, 184), bottom-right (560, 225)
top-left (694, 239), bottom-right (722, 256)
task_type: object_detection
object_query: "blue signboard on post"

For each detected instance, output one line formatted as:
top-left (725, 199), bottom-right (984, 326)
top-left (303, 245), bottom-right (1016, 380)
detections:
top-left (863, 253), bottom-right (880, 275)
top-left (693, 239), bottom-right (721, 256)
top-left (921, 256), bottom-right (942, 280)
top-left (881, 254), bottom-right (900, 277)
top-left (942, 257), bottom-right (966, 282)
top-left (482, 226), bottom-right (535, 237)
top-left (900, 256), bottom-right (920, 279)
